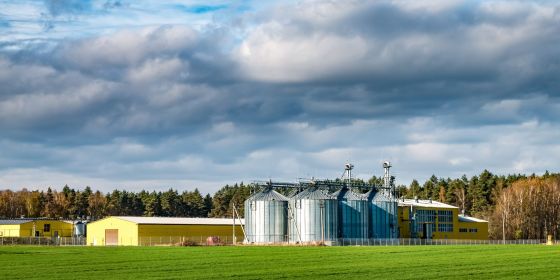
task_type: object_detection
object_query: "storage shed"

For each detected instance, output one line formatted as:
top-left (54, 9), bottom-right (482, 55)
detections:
top-left (86, 216), bottom-right (244, 246)
top-left (0, 219), bottom-right (74, 237)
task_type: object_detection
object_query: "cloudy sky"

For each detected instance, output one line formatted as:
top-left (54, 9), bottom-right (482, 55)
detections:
top-left (1, 0), bottom-right (559, 193)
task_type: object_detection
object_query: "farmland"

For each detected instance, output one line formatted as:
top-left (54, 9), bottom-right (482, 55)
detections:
top-left (1, 245), bottom-right (559, 279)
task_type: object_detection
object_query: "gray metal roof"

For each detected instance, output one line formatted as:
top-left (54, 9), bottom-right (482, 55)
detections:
top-left (398, 198), bottom-right (458, 209)
top-left (0, 219), bottom-right (72, 225)
top-left (458, 215), bottom-right (487, 223)
top-left (113, 216), bottom-right (244, 225)
top-left (0, 219), bottom-right (33, 225)
top-left (332, 188), bottom-right (365, 200)
top-left (292, 188), bottom-right (336, 200)
top-left (247, 188), bottom-right (289, 201)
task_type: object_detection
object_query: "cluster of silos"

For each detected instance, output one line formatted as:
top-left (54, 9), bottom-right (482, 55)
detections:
top-left (244, 188), bottom-right (289, 243)
top-left (366, 189), bottom-right (398, 238)
top-left (243, 186), bottom-right (398, 244)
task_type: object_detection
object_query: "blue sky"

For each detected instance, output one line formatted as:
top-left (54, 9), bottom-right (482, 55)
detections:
top-left (1, 0), bottom-right (560, 193)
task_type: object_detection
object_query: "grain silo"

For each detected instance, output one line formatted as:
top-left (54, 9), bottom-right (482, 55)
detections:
top-left (333, 187), bottom-right (369, 239)
top-left (244, 187), bottom-right (289, 244)
top-left (366, 190), bottom-right (398, 238)
top-left (289, 187), bottom-right (338, 244)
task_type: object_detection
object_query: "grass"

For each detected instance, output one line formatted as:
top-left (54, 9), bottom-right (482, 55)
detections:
top-left (1, 245), bottom-right (559, 279)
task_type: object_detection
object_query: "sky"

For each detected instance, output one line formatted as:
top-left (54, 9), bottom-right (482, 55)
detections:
top-left (1, 0), bottom-right (560, 193)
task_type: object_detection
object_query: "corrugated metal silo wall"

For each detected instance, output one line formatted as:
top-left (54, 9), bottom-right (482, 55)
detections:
top-left (289, 199), bottom-right (338, 243)
top-left (370, 195), bottom-right (398, 238)
top-left (338, 199), bottom-right (369, 239)
top-left (244, 199), bottom-right (288, 243)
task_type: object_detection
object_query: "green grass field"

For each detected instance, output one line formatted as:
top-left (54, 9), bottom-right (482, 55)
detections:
top-left (1, 245), bottom-right (559, 279)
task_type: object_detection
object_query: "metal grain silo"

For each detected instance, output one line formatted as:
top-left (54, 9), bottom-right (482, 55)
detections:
top-left (366, 189), bottom-right (398, 239)
top-left (244, 188), bottom-right (289, 244)
top-left (333, 187), bottom-right (369, 239)
top-left (74, 221), bottom-right (86, 236)
top-left (289, 187), bottom-right (338, 244)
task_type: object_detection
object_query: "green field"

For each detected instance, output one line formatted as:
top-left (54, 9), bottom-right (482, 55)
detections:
top-left (1, 245), bottom-right (559, 279)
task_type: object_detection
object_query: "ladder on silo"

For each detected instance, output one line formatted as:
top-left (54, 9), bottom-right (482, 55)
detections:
top-left (288, 204), bottom-right (302, 245)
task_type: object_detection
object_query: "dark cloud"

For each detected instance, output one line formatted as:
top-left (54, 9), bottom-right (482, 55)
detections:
top-left (1, 1), bottom-right (560, 191)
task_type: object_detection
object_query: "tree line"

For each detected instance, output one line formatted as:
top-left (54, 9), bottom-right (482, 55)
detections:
top-left (0, 183), bottom-right (250, 221)
top-left (1, 171), bottom-right (559, 240)
top-left (392, 170), bottom-right (560, 240)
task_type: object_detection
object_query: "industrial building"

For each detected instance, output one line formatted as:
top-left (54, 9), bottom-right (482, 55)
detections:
top-left (398, 198), bottom-right (488, 240)
top-left (86, 216), bottom-right (244, 246)
top-left (243, 162), bottom-right (488, 244)
top-left (0, 219), bottom-right (75, 237)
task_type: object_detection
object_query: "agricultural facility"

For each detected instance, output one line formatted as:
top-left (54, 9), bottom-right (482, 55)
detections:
top-left (86, 216), bottom-right (244, 246)
top-left (0, 219), bottom-right (75, 237)
top-left (244, 162), bottom-right (487, 244)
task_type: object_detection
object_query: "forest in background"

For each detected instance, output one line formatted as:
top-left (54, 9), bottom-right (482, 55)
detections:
top-left (1, 170), bottom-right (559, 240)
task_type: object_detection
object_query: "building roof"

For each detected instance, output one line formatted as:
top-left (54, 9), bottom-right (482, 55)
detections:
top-left (112, 216), bottom-right (245, 225)
top-left (0, 219), bottom-right (73, 225)
top-left (0, 219), bottom-right (33, 225)
top-left (398, 198), bottom-right (458, 209)
top-left (458, 215), bottom-right (488, 223)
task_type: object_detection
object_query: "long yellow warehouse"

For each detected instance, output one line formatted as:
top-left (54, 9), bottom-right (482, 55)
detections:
top-left (0, 219), bottom-right (74, 237)
top-left (87, 216), bottom-right (245, 246)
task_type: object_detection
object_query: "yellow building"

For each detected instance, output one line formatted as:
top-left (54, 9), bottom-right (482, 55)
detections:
top-left (398, 199), bottom-right (488, 240)
top-left (0, 219), bottom-right (74, 237)
top-left (87, 216), bottom-right (245, 246)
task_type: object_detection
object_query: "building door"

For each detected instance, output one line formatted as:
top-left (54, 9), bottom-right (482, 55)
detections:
top-left (35, 231), bottom-right (40, 237)
top-left (54, 231), bottom-right (59, 238)
top-left (105, 229), bottom-right (118, 246)
top-left (422, 224), bottom-right (432, 240)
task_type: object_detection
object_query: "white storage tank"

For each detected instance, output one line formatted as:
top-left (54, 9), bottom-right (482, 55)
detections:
top-left (74, 221), bottom-right (86, 236)
top-left (244, 188), bottom-right (289, 244)
top-left (289, 187), bottom-right (338, 244)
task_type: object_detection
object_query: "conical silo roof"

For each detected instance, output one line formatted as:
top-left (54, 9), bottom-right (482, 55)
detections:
top-left (247, 188), bottom-right (289, 201)
top-left (332, 187), bottom-right (365, 200)
top-left (292, 187), bottom-right (335, 200)
top-left (365, 189), bottom-right (392, 202)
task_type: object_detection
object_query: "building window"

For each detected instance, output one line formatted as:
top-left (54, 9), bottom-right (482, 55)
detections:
top-left (459, 228), bottom-right (468, 233)
top-left (469, 228), bottom-right (478, 233)
top-left (438, 223), bottom-right (453, 232)
top-left (44, 224), bottom-right (50, 232)
top-left (250, 202), bottom-right (256, 211)
top-left (415, 210), bottom-right (436, 233)
top-left (437, 210), bottom-right (453, 223)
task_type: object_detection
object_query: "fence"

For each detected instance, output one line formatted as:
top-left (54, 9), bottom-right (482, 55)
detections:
top-left (1, 236), bottom-right (557, 246)
top-left (137, 235), bottom-right (238, 246)
top-left (243, 237), bottom-right (556, 246)
top-left (0, 236), bottom-right (86, 246)
top-left (332, 238), bottom-right (552, 246)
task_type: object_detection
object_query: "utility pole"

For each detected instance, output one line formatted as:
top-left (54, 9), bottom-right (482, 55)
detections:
top-left (233, 203), bottom-right (236, 245)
